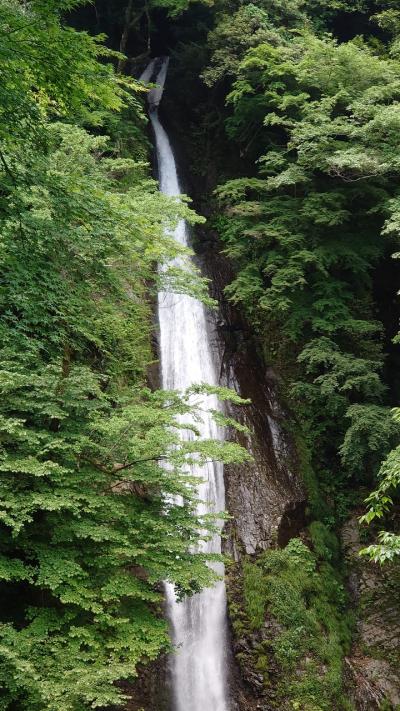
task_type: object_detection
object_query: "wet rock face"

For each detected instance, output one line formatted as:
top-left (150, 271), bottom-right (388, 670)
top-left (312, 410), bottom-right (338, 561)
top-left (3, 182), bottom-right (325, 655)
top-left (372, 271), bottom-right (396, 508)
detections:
top-left (120, 656), bottom-right (171, 711)
top-left (342, 517), bottom-right (400, 709)
top-left (200, 235), bottom-right (306, 558)
top-left (223, 393), bottom-right (305, 557)
top-left (222, 377), bottom-right (305, 557)
top-left (199, 236), bottom-right (307, 711)
top-left (130, 136), bottom-right (307, 709)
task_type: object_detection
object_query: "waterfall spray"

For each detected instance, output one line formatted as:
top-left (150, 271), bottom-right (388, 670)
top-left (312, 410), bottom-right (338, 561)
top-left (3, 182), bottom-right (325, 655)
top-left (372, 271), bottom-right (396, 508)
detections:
top-left (140, 58), bottom-right (229, 711)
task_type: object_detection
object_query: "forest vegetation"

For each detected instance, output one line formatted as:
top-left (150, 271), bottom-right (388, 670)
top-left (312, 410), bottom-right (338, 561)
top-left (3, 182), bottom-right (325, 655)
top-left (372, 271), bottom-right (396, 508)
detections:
top-left (0, 0), bottom-right (400, 709)
top-left (0, 1), bottom-right (247, 707)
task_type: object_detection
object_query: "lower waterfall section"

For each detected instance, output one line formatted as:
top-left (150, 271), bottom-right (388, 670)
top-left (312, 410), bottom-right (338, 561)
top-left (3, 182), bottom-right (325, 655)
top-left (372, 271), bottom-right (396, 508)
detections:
top-left (141, 58), bottom-right (229, 711)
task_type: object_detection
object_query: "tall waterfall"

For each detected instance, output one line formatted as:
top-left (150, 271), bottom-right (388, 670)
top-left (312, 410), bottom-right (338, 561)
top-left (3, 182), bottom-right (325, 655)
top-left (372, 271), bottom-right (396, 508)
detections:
top-left (140, 58), bottom-right (229, 711)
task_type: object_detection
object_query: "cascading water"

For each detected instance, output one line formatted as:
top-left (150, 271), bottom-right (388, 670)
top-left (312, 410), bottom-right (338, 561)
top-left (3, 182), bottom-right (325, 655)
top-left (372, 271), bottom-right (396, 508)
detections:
top-left (140, 58), bottom-right (229, 711)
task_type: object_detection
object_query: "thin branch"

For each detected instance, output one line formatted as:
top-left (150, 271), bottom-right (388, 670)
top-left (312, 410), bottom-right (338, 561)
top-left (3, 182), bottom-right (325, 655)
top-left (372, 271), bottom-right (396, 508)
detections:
top-left (82, 454), bottom-right (168, 475)
top-left (112, 455), bottom-right (168, 472)
top-left (0, 148), bottom-right (16, 184)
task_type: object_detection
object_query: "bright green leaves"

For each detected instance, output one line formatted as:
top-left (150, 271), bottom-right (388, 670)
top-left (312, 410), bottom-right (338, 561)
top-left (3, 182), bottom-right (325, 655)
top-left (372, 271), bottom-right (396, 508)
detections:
top-left (0, 607), bottom-right (166, 711)
top-left (0, 351), bottom-right (248, 708)
top-left (360, 531), bottom-right (400, 563)
top-left (202, 4), bottom-right (281, 87)
top-left (0, 0), bottom-right (129, 139)
top-left (297, 339), bottom-right (385, 400)
top-left (359, 407), bottom-right (400, 561)
top-left (238, 534), bottom-right (351, 709)
top-left (214, 27), bottom-right (400, 520)
top-left (0, 120), bottom-right (208, 370)
top-left (0, 557), bottom-right (33, 583)
top-left (0, 1), bottom-right (250, 708)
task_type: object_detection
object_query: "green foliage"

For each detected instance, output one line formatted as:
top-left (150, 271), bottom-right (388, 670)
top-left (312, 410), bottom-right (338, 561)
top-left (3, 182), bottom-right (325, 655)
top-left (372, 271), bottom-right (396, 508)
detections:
top-left (149, 0), bottom-right (213, 17)
top-left (241, 535), bottom-right (352, 710)
top-left (361, 530), bottom-right (400, 563)
top-left (0, 2), bottom-right (250, 708)
top-left (3, 0), bottom-right (400, 707)
top-left (243, 560), bottom-right (266, 628)
top-left (202, 0), bottom-right (380, 88)
top-left (200, 15), bottom-right (400, 692)
top-left (0, 358), bottom-right (248, 709)
top-left (202, 4), bottom-right (291, 87)
top-left (0, 0), bottom-right (132, 136)
top-left (340, 405), bottom-right (399, 477)
top-left (360, 407), bottom-right (400, 562)
top-left (214, 29), bottom-right (400, 511)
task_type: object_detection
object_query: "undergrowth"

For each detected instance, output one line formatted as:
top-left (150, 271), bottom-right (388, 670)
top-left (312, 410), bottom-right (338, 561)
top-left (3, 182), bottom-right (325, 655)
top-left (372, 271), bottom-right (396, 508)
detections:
top-left (238, 529), bottom-right (354, 711)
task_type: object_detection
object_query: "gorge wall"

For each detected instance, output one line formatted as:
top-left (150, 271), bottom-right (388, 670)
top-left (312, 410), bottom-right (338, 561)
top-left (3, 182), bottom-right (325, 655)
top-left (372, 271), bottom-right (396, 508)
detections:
top-left (66, 4), bottom-right (400, 709)
top-left (130, 49), bottom-right (400, 710)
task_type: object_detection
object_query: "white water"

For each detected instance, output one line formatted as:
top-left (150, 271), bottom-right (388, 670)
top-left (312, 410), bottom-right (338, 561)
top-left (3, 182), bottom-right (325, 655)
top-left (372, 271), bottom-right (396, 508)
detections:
top-left (140, 58), bottom-right (229, 711)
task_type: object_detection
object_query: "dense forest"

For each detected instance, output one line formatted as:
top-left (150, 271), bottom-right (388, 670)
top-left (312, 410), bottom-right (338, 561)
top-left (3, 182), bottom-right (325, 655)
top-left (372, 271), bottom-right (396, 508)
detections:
top-left (0, 1), bottom-right (400, 710)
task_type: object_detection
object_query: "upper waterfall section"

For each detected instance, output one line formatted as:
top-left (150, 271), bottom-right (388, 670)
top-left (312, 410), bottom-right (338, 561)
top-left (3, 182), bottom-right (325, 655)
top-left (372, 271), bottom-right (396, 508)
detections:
top-left (139, 57), bottom-right (170, 111)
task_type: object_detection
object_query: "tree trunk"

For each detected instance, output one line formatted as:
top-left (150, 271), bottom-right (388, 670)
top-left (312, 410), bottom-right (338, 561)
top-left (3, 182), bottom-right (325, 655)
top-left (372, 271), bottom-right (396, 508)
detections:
top-left (117, 0), bottom-right (134, 74)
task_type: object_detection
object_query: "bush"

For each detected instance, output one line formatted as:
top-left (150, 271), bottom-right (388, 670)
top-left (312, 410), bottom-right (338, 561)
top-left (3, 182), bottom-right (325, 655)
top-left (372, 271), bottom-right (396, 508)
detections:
top-left (242, 535), bottom-right (353, 710)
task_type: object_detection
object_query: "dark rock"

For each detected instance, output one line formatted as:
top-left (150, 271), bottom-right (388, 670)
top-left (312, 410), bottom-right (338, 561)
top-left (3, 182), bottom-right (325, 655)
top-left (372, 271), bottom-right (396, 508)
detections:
top-left (342, 516), bottom-right (400, 709)
top-left (119, 655), bottom-right (171, 711)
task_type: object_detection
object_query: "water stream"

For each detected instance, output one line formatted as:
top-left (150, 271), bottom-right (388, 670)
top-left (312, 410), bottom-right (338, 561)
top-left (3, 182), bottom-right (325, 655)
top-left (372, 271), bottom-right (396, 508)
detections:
top-left (140, 58), bottom-right (229, 711)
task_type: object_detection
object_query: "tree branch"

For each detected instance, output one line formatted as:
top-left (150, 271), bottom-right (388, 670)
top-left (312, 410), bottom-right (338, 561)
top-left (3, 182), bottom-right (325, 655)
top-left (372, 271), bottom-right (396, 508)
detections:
top-left (0, 148), bottom-right (16, 184)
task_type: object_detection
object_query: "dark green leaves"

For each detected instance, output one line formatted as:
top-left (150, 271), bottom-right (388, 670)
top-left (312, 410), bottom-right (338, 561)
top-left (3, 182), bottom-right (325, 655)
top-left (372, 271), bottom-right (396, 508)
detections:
top-left (214, 27), bottom-right (400, 520)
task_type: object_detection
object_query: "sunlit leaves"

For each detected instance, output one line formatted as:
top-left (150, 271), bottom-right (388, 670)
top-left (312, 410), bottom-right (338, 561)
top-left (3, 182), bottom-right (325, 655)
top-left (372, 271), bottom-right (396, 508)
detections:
top-left (214, 21), bottom-right (400, 528)
top-left (0, 2), bottom-right (249, 708)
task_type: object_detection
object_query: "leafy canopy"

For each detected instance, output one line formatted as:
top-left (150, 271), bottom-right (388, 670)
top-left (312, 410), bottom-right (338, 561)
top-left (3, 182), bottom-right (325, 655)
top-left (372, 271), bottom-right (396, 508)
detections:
top-left (214, 30), bottom-right (400, 520)
top-left (0, 2), bottom-right (249, 709)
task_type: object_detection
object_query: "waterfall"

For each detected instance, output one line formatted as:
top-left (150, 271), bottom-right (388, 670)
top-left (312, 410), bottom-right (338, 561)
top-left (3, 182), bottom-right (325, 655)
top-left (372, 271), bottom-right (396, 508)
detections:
top-left (140, 58), bottom-right (229, 711)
